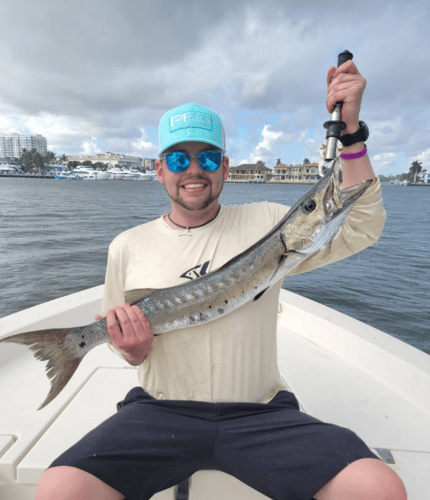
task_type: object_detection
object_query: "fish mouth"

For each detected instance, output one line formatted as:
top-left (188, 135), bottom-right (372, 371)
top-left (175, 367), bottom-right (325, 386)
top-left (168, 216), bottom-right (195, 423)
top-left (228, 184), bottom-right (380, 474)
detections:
top-left (338, 179), bottom-right (372, 207)
top-left (326, 157), bottom-right (372, 215)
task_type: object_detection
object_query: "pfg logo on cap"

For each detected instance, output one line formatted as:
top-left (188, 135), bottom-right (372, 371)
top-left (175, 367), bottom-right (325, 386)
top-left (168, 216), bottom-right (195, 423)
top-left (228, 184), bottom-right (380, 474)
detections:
top-left (170, 112), bottom-right (213, 132)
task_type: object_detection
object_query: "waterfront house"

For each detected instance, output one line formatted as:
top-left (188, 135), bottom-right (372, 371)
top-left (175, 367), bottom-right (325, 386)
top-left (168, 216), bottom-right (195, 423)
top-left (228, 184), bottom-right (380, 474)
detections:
top-left (227, 161), bottom-right (272, 183)
top-left (272, 162), bottom-right (319, 183)
top-left (227, 160), bottom-right (320, 184)
top-left (421, 171), bottom-right (430, 184)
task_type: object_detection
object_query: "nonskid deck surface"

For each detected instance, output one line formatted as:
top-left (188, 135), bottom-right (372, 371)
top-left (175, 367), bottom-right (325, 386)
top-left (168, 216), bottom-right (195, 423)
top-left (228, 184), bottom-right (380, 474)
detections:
top-left (0, 287), bottom-right (429, 499)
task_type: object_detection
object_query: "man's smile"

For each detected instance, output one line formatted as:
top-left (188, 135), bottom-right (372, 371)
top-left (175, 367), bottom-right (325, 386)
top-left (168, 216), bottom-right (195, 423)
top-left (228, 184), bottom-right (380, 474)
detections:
top-left (179, 178), bottom-right (210, 192)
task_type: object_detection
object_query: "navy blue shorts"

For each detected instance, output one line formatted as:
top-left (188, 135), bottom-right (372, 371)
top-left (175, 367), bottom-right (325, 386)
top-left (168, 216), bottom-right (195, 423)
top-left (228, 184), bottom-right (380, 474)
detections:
top-left (49, 388), bottom-right (378, 500)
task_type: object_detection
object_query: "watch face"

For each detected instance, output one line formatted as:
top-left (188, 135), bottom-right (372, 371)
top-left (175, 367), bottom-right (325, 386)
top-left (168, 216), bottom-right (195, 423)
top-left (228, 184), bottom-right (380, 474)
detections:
top-left (340, 122), bottom-right (369, 146)
top-left (359, 121), bottom-right (369, 140)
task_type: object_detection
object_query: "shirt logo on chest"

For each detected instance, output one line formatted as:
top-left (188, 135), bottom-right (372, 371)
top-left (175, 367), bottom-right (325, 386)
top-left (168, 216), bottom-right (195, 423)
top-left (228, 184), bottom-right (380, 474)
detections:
top-left (180, 260), bottom-right (210, 280)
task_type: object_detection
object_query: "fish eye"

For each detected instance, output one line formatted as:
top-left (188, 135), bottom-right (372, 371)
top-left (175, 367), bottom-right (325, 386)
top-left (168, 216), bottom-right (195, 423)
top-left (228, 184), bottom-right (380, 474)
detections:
top-left (302, 199), bottom-right (316, 213)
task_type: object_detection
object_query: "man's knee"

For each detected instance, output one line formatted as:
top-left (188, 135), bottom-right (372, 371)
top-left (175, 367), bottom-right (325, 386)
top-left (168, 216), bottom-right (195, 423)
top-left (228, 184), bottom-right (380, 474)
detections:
top-left (35, 465), bottom-right (125, 500)
top-left (360, 460), bottom-right (407, 500)
top-left (315, 458), bottom-right (407, 500)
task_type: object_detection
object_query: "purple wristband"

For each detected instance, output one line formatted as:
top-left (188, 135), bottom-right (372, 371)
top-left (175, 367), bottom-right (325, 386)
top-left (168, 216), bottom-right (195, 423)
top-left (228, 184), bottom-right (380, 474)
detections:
top-left (340, 144), bottom-right (367, 160)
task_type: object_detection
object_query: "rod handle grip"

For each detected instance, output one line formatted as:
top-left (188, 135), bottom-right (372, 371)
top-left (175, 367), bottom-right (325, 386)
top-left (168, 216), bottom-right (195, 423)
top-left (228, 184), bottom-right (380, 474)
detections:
top-left (337, 50), bottom-right (353, 68)
top-left (324, 51), bottom-right (354, 162)
top-left (334, 50), bottom-right (353, 107)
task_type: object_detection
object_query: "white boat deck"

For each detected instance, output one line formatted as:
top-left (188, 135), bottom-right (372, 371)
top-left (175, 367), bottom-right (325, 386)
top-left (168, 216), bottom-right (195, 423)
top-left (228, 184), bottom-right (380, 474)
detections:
top-left (0, 287), bottom-right (429, 499)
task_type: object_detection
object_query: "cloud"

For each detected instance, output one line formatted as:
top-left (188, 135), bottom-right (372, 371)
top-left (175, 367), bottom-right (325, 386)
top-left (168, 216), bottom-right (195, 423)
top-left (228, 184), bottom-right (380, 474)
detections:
top-left (240, 125), bottom-right (285, 165)
top-left (255, 125), bottom-right (284, 154)
top-left (412, 149), bottom-right (430, 169)
top-left (131, 128), bottom-right (158, 156)
top-left (370, 152), bottom-right (398, 174)
top-left (82, 137), bottom-right (101, 156)
top-left (0, 0), bottom-right (429, 175)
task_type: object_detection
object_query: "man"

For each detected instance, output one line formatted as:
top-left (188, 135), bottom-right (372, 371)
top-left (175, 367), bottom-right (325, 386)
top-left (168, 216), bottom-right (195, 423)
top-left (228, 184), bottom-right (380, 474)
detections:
top-left (36, 61), bottom-right (406, 500)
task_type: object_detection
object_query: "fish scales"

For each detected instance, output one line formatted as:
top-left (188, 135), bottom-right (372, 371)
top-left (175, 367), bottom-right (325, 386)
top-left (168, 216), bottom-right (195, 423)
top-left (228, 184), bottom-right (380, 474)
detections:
top-left (139, 234), bottom-right (286, 334)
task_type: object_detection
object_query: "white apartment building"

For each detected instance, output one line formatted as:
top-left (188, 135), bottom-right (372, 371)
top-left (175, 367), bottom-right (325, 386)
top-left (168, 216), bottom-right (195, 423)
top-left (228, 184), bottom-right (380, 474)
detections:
top-left (0, 133), bottom-right (48, 158)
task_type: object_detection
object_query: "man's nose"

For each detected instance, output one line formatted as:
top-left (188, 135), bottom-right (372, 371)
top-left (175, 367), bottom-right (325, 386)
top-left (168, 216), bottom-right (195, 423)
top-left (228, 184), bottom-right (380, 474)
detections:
top-left (187, 155), bottom-right (202, 172)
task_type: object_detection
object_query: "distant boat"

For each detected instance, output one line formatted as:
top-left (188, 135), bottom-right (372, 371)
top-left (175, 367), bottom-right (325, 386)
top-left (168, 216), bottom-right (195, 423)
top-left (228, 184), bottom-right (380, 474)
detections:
top-left (116, 168), bottom-right (157, 181)
top-left (129, 169), bottom-right (156, 181)
top-left (121, 169), bottom-right (140, 181)
top-left (106, 167), bottom-right (125, 180)
top-left (70, 167), bottom-right (110, 180)
top-left (61, 173), bottom-right (83, 180)
top-left (0, 165), bottom-right (25, 176)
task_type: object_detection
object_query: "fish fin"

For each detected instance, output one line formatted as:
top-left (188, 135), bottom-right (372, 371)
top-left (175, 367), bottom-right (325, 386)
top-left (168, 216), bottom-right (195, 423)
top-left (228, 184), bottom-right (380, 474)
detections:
top-left (0, 328), bottom-right (84, 410)
top-left (124, 288), bottom-right (159, 305)
top-left (253, 287), bottom-right (269, 301)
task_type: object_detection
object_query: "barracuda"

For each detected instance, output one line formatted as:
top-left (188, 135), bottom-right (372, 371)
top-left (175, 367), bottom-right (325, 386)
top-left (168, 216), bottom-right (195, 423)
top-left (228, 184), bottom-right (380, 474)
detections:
top-left (0, 157), bottom-right (372, 409)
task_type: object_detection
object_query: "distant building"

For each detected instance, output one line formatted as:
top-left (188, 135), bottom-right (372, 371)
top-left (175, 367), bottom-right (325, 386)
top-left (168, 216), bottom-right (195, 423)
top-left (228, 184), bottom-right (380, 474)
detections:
top-left (143, 158), bottom-right (156, 171)
top-left (422, 171), bottom-right (430, 184)
top-left (66, 152), bottom-right (144, 170)
top-left (0, 133), bottom-right (48, 158)
top-left (228, 162), bottom-right (272, 182)
top-left (272, 162), bottom-right (319, 183)
top-left (0, 159), bottom-right (25, 175)
top-left (227, 160), bottom-right (320, 184)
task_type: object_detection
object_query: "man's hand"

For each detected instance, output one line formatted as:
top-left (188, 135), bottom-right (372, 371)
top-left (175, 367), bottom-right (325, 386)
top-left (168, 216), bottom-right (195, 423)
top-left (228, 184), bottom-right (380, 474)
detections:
top-left (95, 304), bottom-right (153, 366)
top-left (326, 60), bottom-right (366, 134)
top-left (325, 60), bottom-right (376, 188)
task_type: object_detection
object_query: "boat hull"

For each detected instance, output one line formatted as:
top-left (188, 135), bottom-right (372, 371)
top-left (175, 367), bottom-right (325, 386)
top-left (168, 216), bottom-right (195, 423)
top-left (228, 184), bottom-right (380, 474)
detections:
top-left (0, 287), bottom-right (429, 499)
top-left (68, 169), bottom-right (110, 180)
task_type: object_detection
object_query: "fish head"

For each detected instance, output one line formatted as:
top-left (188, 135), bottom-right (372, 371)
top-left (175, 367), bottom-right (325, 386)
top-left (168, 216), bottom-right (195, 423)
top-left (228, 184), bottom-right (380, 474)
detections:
top-left (283, 157), bottom-right (372, 255)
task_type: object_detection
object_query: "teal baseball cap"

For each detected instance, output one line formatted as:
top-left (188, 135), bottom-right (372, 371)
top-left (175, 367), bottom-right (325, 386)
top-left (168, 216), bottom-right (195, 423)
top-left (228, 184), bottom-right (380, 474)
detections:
top-left (159, 103), bottom-right (225, 154)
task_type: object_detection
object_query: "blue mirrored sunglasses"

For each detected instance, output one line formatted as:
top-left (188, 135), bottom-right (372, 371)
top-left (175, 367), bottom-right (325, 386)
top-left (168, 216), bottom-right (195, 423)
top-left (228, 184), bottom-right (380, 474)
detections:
top-left (160, 150), bottom-right (224, 173)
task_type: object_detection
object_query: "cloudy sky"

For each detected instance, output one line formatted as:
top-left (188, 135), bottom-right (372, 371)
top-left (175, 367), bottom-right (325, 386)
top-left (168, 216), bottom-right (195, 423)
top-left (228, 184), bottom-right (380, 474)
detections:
top-left (1, 0), bottom-right (429, 175)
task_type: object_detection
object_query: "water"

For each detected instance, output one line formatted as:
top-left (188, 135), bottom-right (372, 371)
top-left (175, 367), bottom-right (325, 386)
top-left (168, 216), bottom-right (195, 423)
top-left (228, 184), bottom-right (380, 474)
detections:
top-left (1, 178), bottom-right (429, 356)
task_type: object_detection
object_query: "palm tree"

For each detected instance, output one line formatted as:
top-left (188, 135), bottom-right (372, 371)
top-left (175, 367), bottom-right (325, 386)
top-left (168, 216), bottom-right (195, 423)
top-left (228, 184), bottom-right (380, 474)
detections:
top-left (58, 154), bottom-right (68, 165)
top-left (44, 151), bottom-right (57, 167)
top-left (20, 148), bottom-right (31, 172)
top-left (302, 158), bottom-right (310, 166)
top-left (33, 149), bottom-right (45, 174)
top-left (408, 160), bottom-right (423, 184)
top-left (20, 148), bottom-right (46, 173)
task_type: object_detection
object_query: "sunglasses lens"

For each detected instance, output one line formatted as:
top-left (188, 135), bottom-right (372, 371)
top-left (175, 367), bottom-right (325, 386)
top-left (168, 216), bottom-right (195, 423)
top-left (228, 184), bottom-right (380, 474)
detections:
top-left (166, 152), bottom-right (189, 172)
top-left (198, 151), bottom-right (222, 171)
top-left (164, 150), bottom-right (223, 172)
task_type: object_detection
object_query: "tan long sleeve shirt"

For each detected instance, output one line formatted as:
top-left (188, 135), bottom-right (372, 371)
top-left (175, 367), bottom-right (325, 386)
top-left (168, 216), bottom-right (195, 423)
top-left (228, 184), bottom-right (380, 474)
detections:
top-left (101, 180), bottom-right (386, 403)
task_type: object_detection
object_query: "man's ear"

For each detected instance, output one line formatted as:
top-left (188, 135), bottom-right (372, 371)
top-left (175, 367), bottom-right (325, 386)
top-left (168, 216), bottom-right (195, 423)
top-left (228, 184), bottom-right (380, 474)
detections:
top-left (223, 156), bottom-right (230, 181)
top-left (155, 159), bottom-right (164, 184)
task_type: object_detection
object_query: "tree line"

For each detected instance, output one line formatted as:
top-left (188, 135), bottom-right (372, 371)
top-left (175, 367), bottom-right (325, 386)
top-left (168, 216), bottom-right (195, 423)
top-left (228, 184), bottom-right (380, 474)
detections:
top-left (379, 160), bottom-right (427, 184)
top-left (19, 149), bottom-right (65, 173)
top-left (18, 149), bottom-right (111, 173)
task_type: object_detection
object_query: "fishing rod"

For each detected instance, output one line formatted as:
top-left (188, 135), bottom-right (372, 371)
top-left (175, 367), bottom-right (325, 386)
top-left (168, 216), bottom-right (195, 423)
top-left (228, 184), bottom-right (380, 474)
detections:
top-left (323, 50), bottom-right (353, 162)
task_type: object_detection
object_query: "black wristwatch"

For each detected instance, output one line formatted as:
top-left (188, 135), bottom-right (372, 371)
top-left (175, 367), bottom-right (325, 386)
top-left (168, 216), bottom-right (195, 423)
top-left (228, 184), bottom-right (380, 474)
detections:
top-left (339, 121), bottom-right (369, 147)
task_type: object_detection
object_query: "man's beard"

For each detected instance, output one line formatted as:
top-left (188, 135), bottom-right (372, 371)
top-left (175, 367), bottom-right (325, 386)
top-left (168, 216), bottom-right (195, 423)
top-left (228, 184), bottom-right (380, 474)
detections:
top-left (170, 194), bottom-right (216, 211)
top-left (164, 175), bottom-right (224, 212)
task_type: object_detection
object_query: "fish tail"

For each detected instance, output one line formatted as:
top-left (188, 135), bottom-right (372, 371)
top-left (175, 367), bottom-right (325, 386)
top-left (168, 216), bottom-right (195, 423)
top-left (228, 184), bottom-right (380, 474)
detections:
top-left (0, 328), bottom-right (84, 410)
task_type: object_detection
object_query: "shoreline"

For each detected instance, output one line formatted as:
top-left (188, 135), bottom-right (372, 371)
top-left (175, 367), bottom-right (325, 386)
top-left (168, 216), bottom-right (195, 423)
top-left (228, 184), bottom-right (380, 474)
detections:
top-left (2, 173), bottom-right (429, 187)
top-left (0, 173), bottom-right (55, 179)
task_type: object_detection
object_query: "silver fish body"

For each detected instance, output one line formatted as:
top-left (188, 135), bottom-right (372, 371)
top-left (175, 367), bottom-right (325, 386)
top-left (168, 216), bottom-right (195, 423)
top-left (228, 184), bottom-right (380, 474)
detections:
top-left (0, 158), bottom-right (372, 409)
